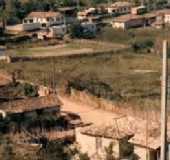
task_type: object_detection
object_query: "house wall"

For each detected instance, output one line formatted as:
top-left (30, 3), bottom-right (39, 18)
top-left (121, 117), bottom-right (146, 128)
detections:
top-left (50, 25), bottom-right (67, 36)
top-left (112, 22), bottom-right (125, 29)
top-left (24, 16), bottom-right (64, 28)
top-left (164, 14), bottom-right (170, 24)
top-left (134, 146), bottom-right (158, 160)
top-left (108, 6), bottom-right (131, 15)
top-left (126, 19), bottom-right (145, 29)
top-left (6, 23), bottom-right (41, 33)
top-left (75, 128), bottom-right (120, 159)
top-left (81, 23), bottom-right (97, 33)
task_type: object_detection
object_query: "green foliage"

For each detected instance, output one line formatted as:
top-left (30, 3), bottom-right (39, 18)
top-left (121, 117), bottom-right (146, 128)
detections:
top-left (130, 39), bottom-right (154, 52)
top-left (70, 23), bottom-right (84, 38)
top-left (23, 83), bottom-right (38, 97)
top-left (38, 141), bottom-right (71, 160)
top-left (79, 153), bottom-right (90, 160)
top-left (0, 136), bottom-right (15, 160)
top-left (105, 143), bottom-right (116, 160)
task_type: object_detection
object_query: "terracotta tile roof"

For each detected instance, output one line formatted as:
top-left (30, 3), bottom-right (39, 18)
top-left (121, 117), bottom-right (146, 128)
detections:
top-left (129, 128), bottom-right (161, 150)
top-left (155, 9), bottom-right (170, 15)
top-left (113, 12), bottom-right (157, 23)
top-left (129, 124), bottom-right (170, 150)
top-left (113, 14), bottom-right (144, 22)
top-left (81, 124), bottom-right (134, 140)
top-left (27, 11), bottom-right (62, 18)
top-left (0, 95), bottom-right (62, 114)
top-left (111, 1), bottom-right (132, 7)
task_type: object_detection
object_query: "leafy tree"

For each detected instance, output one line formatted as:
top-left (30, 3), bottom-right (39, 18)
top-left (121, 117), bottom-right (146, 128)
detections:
top-left (70, 23), bottom-right (84, 38)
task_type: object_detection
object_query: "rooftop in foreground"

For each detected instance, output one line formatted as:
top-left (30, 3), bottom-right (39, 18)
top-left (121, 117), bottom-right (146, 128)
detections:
top-left (80, 124), bottom-right (134, 140)
top-left (0, 95), bottom-right (62, 114)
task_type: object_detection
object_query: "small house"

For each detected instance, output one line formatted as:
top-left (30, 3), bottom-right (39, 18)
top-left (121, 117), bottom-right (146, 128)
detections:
top-left (77, 8), bottom-right (97, 21)
top-left (108, 1), bottom-right (132, 16)
top-left (162, 10), bottom-right (170, 24)
top-left (111, 14), bottom-right (145, 30)
top-left (152, 13), bottom-right (165, 28)
top-left (144, 12), bottom-right (157, 26)
top-left (131, 6), bottom-right (147, 15)
top-left (81, 22), bottom-right (97, 36)
top-left (23, 11), bottom-right (64, 28)
top-left (129, 128), bottom-right (170, 160)
top-left (57, 7), bottom-right (77, 24)
top-left (37, 25), bottom-right (67, 40)
top-left (0, 95), bottom-right (62, 118)
top-left (76, 125), bottom-right (134, 159)
top-left (150, 9), bottom-right (170, 28)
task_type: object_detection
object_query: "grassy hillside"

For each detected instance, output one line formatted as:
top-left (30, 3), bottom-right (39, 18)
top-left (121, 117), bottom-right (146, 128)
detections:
top-left (0, 50), bottom-right (163, 110)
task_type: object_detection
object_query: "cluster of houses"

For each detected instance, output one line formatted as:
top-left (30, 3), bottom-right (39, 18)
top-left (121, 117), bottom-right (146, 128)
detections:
top-left (111, 8), bottom-right (170, 30)
top-left (77, 2), bottom-right (170, 30)
top-left (4, 1), bottom-right (170, 40)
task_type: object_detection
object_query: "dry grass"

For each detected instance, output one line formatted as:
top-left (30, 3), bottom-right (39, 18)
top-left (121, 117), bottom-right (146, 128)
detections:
top-left (0, 51), bottom-right (163, 110)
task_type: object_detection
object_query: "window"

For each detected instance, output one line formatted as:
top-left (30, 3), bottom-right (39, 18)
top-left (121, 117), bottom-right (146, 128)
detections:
top-left (29, 19), bottom-right (33, 23)
top-left (42, 23), bottom-right (47, 27)
top-left (23, 20), bottom-right (27, 23)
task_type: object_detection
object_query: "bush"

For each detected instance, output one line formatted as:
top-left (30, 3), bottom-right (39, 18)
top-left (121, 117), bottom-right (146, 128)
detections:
top-left (23, 83), bottom-right (38, 97)
top-left (131, 39), bottom-right (154, 52)
top-left (70, 23), bottom-right (84, 38)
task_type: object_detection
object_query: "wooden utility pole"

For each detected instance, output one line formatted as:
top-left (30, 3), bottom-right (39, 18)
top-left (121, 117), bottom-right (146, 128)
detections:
top-left (161, 40), bottom-right (168, 160)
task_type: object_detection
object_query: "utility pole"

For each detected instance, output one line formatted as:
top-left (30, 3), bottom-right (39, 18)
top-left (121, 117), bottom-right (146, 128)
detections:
top-left (161, 40), bottom-right (168, 160)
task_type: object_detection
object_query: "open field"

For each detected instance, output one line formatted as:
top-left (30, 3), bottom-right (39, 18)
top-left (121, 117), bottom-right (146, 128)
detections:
top-left (7, 40), bottom-right (127, 57)
top-left (0, 50), bottom-right (164, 110)
top-left (2, 27), bottom-right (170, 111)
top-left (96, 26), bottom-right (170, 46)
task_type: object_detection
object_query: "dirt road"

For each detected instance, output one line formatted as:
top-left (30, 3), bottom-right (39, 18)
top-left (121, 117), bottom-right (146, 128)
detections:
top-left (59, 95), bottom-right (123, 126)
top-left (59, 95), bottom-right (162, 133)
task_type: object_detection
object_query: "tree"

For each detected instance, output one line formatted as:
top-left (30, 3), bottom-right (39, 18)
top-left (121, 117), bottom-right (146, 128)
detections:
top-left (105, 143), bottom-right (116, 160)
top-left (38, 141), bottom-right (72, 160)
top-left (70, 23), bottom-right (84, 38)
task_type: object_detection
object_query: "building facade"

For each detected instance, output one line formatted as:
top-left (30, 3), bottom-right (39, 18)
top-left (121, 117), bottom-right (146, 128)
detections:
top-left (112, 14), bottom-right (145, 30)
top-left (76, 125), bottom-right (134, 159)
top-left (108, 1), bottom-right (132, 16)
top-left (23, 11), bottom-right (64, 28)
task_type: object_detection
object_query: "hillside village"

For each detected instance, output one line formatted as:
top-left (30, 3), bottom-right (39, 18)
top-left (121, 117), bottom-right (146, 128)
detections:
top-left (1, 0), bottom-right (170, 160)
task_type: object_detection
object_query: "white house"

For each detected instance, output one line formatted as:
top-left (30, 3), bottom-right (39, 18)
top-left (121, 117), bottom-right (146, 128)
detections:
top-left (23, 11), bottom-right (64, 28)
top-left (111, 14), bottom-right (145, 30)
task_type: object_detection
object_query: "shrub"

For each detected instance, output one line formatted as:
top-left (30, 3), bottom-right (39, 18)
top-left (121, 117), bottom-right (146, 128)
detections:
top-left (70, 23), bottom-right (84, 38)
top-left (23, 83), bottom-right (38, 97)
top-left (131, 39), bottom-right (154, 52)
